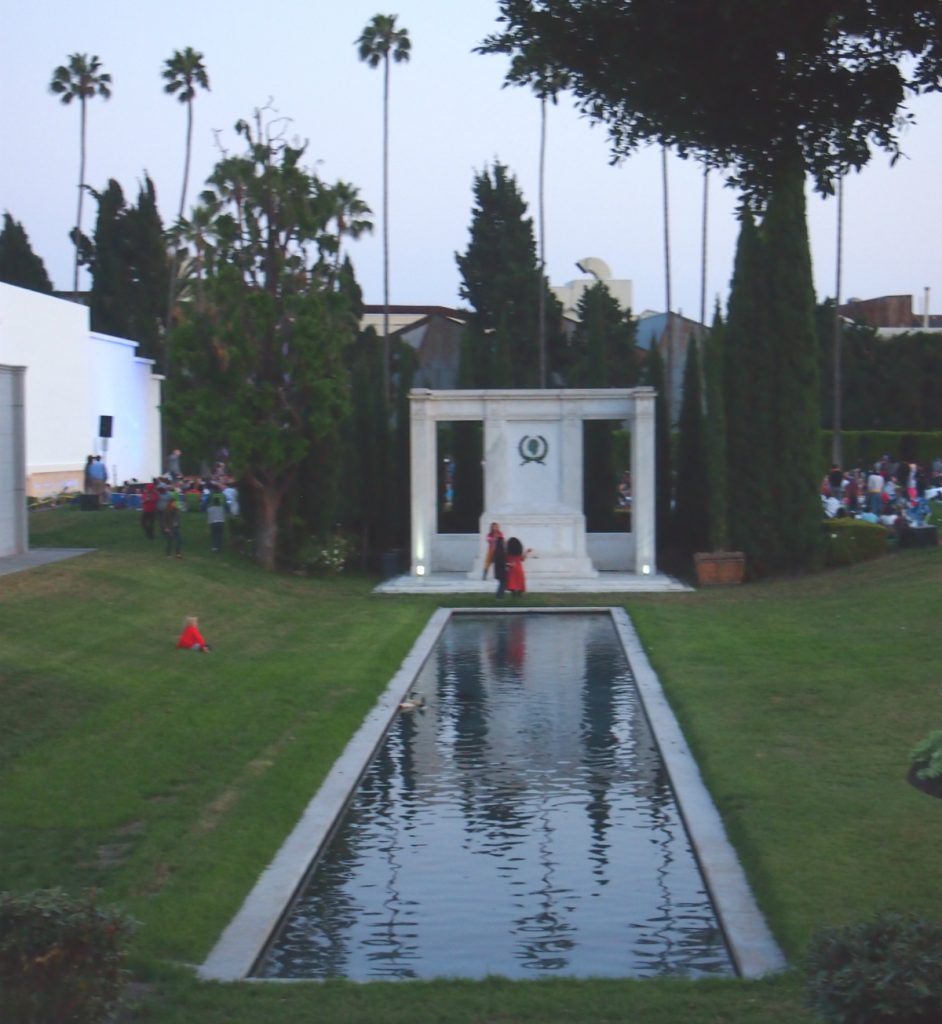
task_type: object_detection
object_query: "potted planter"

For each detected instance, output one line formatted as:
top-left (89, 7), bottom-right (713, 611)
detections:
top-left (694, 550), bottom-right (745, 586)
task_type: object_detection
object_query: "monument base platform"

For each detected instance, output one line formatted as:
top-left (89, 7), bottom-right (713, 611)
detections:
top-left (375, 571), bottom-right (690, 595)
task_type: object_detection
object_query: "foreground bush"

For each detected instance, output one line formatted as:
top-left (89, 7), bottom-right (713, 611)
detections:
top-left (805, 912), bottom-right (942, 1023)
top-left (822, 518), bottom-right (888, 567)
top-left (911, 730), bottom-right (942, 781)
top-left (0, 888), bottom-right (133, 1024)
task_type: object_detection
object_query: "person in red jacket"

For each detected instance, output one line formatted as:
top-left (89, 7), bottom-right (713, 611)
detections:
top-left (177, 616), bottom-right (212, 652)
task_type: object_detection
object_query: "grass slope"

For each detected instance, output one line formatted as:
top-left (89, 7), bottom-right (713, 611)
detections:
top-left (3, 507), bottom-right (940, 1022)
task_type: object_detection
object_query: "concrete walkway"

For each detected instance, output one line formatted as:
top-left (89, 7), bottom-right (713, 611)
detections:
top-left (0, 548), bottom-right (94, 578)
top-left (375, 571), bottom-right (691, 594)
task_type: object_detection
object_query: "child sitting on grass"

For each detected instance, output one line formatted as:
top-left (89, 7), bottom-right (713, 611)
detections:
top-left (177, 616), bottom-right (212, 652)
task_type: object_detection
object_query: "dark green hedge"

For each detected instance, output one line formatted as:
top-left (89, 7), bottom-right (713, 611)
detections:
top-left (821, 431), bottom-right (942, 471)
top-left (822, 518), bottom-right (889, 566)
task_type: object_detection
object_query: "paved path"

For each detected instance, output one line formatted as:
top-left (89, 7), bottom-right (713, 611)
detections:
top-left (0, 548), bottom-right (94, 578)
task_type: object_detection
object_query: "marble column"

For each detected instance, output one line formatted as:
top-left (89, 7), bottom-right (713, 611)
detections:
top-left (409, 391), bottom-right (435, 576)
top-left (631, 388), bottom-right (657, 575)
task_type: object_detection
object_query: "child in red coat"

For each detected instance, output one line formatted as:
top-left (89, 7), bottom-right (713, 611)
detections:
top-left (177, 616), bottom-right (212, 652)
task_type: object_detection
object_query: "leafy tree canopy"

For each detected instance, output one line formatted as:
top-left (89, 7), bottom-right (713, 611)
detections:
top-left (482, 0), bottom-right (942, 201)
top-left (166, 111), bottom-right (368, 569)
top-left (0, 213), bottom-right (53, 294)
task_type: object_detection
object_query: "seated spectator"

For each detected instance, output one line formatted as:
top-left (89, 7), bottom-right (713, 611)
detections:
top-left (177, 616), bottom-right (211, 652)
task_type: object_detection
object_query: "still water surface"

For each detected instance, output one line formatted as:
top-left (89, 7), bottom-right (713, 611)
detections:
top-left (259, 613), bottom-right (733, 980)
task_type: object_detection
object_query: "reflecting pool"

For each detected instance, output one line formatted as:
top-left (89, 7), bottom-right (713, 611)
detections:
top-left (258, 613), bottom-right (733, 980)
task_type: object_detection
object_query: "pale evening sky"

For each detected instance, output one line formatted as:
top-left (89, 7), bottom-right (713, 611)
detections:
top-left (2, 0), bottom-right (940, 322)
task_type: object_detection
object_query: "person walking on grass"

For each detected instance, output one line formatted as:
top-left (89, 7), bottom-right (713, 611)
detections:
top-left (207, 492), bottom-right (225, 553)
top-left (161, 496), bottom-right (183, 558)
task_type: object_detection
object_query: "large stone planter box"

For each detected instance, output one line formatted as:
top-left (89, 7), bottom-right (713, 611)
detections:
top-left (694, 551), bottom-right (745, 586)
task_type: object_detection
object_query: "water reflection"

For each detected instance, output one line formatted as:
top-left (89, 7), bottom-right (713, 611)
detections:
top-left (259, 614), bottom-right (733, 981)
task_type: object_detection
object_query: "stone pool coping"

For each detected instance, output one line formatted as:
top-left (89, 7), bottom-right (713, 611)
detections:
top-left (198, 607), bottom-right (785, 982)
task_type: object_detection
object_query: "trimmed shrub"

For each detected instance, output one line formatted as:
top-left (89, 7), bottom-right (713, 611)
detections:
top-left (805, 912), bottom-right (942, 1024)
top-left (0, 888), bottom-right (133, 1024)
top-left (822, 518), bottom-right (888, 566)
top-left (911, 730), bottom-right (942, 781)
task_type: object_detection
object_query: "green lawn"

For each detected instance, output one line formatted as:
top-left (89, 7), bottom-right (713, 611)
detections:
top-left (4, 507), bottom-right (941, 1022)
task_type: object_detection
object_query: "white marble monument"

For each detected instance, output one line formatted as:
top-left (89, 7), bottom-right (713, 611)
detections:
top-left (409, 389), bottom-right (656, 580)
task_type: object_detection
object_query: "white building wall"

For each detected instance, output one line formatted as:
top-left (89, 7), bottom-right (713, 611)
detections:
top-left (0, 283), bottom-right (162, 496)
top-left (88, 332), bottom-right (162, 485)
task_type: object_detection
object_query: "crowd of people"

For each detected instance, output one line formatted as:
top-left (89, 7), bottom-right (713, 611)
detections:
top-left (83, 446), bottom-right (241, 558)
top-left (821, 454), bottom-right (942, 533)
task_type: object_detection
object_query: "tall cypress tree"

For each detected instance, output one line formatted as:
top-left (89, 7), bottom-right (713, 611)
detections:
top-left (571, 280), bottom-right (637, 388)
top-left (0, 214), bottom-right (53, 293)
top-left (702, 303), bottom-right (728, 551)
top-left (571, 281), bottom-right (638, 531)
top-left (673, 338), bottom-right (709, 554)
top-left (84, 177), bottom-right (169, 363)
top-left (724, 212), bottom-right (776, 572)
top-left (762, 161), bottom-right (822, 570)
top-left (644, 343), bottom-right (672, 547)
top-left (123, 177), bottom-right (170, 364)
top-left (456, 162), bottom-right (562, 387)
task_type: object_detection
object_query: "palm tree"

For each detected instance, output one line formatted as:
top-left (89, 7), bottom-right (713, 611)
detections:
top-left (356, 13), bottom-right (411, 401)
top-left (49, 53), bottom-right (112, 293)
top-left (327, 180), bottom-right (373, 272)
top-left (661, 145), bottom-right (673, 423)
top-left (162, 48), bottom-right (210, 221)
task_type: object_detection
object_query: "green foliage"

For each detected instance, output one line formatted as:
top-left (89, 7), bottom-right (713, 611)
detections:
top-left (297, 531), bottom-right (356, 574)
top-left (724, 212), bottom-right (776, 570)
top-left (804, 912), bottom-right (942, 1024)
top-left (482, 2), bottom-right (942, 202)
top-left (910, 730), bottom-right (942, 782)
top-left (166, 111), bottom-right (366, 569)
top-left (673, 339), bottom-right (709, 554)
top-left (0, 213), bottom-right (53, 293)
top-left (762, 160), bottom-right (822, 572)
top-left (0, 887), bottom-right (133, 1024)
top-left (569, 280), bottom-right (637, 387)
top-left (643, 344), bottom-right (672, 546)
top-left (818, 308), bottom-right (942, 432)
top-left (703, 304), bottom-right (728, 550)
top-left (822, 518), bottom-right (888, 567)
top-left (456, 162), bottom-right (563, 386)
top-left (79, 176), bottom-right (170, 364)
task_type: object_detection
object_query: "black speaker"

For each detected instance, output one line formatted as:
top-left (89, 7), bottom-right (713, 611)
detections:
top-left (99, 415), bottom-right (113, 439)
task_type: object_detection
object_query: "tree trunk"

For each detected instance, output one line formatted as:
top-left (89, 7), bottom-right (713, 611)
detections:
top-left (661, 146), bottom-right (673, 425)
top-left (74, 97), bottom-right (87, 294)
top-left (253, 483), bottom-right (281, 572)
top-left (382, 54), bottom-right (391, 404)
top-left (179, 98), bottom-right (193, 222)
top-left (538, 95), bottom-right (547, 388)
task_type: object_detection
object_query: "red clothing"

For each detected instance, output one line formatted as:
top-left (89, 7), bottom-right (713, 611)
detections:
top-left (505, 554), bottom-right (526, 593)
top-left (142, 484), bottom-right (158, 513)
top-left (177, 623), bottom-right (208, 650)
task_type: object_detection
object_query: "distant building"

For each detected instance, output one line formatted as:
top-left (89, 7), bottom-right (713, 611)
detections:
top-left (361, 305), bottom-right (469, 390)
top-left (839, 294), bottom-right (942, 335)
top-left (551, 257), bottom-right (632, 318)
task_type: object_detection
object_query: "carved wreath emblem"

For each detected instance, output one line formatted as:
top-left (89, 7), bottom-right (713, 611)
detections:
top-left (518, 434), bottom-right (549, 466)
